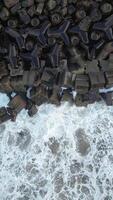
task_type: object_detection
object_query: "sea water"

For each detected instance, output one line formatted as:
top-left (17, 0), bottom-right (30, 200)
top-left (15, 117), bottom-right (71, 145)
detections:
top-left (0, 93), bottom-right (113, 200)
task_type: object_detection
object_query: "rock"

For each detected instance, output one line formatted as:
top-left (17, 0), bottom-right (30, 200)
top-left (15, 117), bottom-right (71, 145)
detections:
top-left (4, 0), bottom-right (19, 8)
top-left (47, 0), bottom-right (56, 10)
top-left (75, 74), bottom-right (90, 94)
top-left (0, 77), bottom-right (13, 93)
top-left (75, 128), bottom-right (91, 156)
top-left (0, 61), bottom-right (8, 79)
top-left (0, 107), bottom-right (11, 123)
top-left (8, 95), bottom-right (27, 114)
top-left (28, 104), bottom-right (38, 117)
top-left (22, 0), bottom-right (34, 8)
top-left (0, 7), bottom-right (9, 21)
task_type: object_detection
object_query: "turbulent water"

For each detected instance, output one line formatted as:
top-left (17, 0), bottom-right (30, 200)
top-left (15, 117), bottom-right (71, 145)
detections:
top-left (0, 93), bottom-right (113, 200)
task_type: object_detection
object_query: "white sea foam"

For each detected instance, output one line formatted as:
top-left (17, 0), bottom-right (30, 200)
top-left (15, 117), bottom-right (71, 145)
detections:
top-left (99, 87), bottom-right (113, 93)
top-left (0, 93), bottom-right (113, 200)
top-left (0, 93), bottom-right (9, 107)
